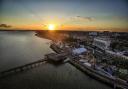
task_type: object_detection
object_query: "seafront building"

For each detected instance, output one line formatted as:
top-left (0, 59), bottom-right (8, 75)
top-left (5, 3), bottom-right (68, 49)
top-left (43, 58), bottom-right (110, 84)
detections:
top-left (92, 36), bottom-right (128, 61)
top-left (93, 37), bottom-right (111, 50)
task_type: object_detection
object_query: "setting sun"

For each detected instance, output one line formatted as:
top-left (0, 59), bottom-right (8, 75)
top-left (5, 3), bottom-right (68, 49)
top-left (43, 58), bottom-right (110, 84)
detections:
top-left (48, 24), bottom-right (55, 30)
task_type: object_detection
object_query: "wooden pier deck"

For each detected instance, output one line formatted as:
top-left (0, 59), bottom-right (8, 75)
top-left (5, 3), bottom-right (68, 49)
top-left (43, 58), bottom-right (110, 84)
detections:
top-left (0, 59), bottom-right (47, 78)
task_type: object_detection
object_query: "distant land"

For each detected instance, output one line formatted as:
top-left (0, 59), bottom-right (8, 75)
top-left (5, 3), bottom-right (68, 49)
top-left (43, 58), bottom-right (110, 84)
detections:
top-left (0, 29), bottom-right (128, 32)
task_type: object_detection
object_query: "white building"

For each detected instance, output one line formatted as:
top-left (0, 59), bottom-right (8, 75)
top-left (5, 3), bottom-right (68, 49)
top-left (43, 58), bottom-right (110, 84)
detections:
top-left (106, 50), bottom-right (128, 60)
top-left (72, 47), bottom-right (87, 55)
top-left (93, 37), bottom-right (111, 50)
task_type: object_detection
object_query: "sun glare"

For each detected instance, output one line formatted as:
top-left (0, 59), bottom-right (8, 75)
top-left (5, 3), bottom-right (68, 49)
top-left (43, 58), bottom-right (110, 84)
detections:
top-left (48, 24), bottom-right (55, 30)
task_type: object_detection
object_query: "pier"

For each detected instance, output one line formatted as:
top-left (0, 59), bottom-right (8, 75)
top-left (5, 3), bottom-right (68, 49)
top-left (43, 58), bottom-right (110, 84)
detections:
top-left (0, 52), bottom-right (67, 78)
top-left (0, 59), bottom-right (47, 78)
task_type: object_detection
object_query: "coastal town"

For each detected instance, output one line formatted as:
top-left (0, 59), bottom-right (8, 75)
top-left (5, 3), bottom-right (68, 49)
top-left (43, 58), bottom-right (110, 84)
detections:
top-left (0, 0), bottom-right (128, 89)
top-left (0, 31), bottom-right (127, 89)
top-left (36, 30), bottom-right (128, 89)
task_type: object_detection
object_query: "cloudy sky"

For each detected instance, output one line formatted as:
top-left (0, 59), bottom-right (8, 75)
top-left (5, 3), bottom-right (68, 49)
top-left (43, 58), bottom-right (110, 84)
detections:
top-left (0, 0), bottom-right (128, 31)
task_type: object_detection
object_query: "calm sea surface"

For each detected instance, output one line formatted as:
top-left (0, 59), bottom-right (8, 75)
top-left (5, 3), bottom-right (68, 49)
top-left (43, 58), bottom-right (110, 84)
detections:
top-left (0, 31), bottom-right (112, 89)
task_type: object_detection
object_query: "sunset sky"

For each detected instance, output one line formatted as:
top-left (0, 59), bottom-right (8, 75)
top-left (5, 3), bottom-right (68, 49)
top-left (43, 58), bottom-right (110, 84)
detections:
top-left (0, 0), bottom-right (128, 31)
